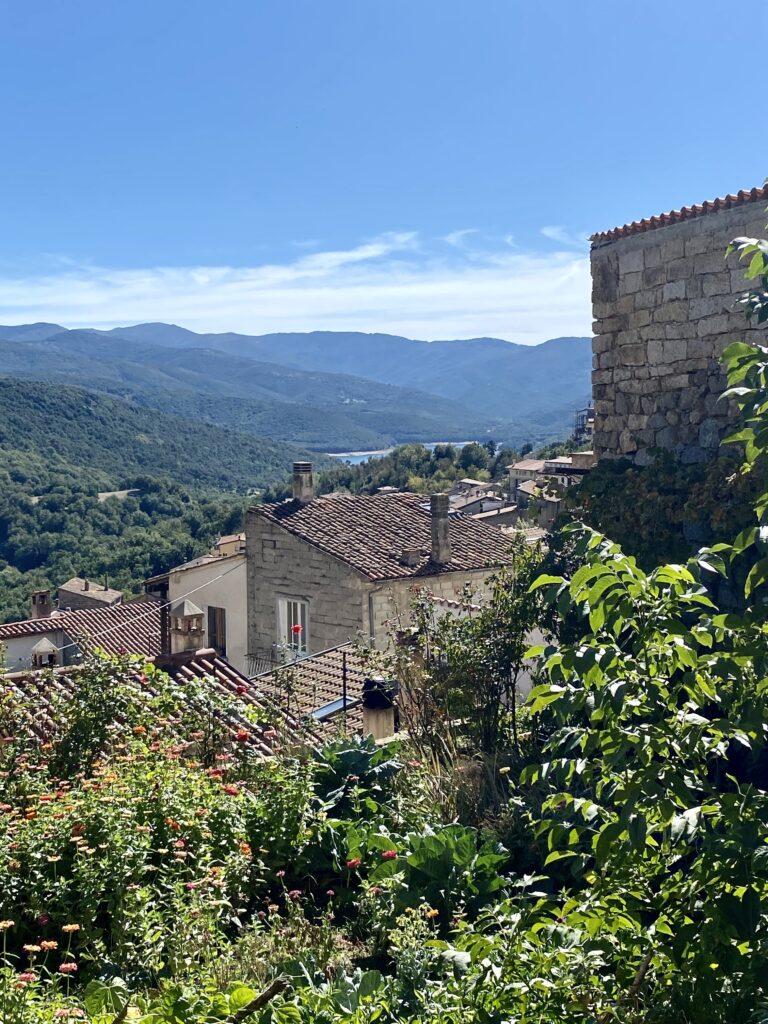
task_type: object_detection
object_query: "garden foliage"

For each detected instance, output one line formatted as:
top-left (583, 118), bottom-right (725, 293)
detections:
top-left (2, 236), bottom-right (768, 1020)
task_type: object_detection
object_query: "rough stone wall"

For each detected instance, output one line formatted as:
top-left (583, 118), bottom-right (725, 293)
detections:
top-left (368, 572), bottom-right (497, 649)
top-left (246, 512), bottom-right (368, 657)
top-left (591, 199), bottom-right (767, 464)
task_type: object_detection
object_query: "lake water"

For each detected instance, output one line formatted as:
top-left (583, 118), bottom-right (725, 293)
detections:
top-left (326, 441), bottom-right (478, 465)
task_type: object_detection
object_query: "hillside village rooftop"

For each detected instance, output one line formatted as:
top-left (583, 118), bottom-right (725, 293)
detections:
top-left (252, 491), bottom-right (513, 581)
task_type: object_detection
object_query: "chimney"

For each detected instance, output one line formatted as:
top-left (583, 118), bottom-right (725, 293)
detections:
top-left (31, 590), bottom-right (53, 620)
top-left (362, 676), bottom-right (399, 741)
top-left (292, 462), bottom-right (314, 503)
top-left (430, 493), bottom-right (452, 565)
top-left (84, 579), bottom-right (90, 592)
top-left (399, 546), bottom-right (422, 567)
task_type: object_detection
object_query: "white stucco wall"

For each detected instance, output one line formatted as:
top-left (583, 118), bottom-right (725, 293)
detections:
top-left (168, 555), bottom-right (247, 675)
top-left (1, 630), bottom-right (68, 672)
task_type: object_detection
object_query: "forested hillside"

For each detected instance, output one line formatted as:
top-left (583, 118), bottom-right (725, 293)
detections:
top-left (0, 451), bottom-right (245, 622)
top-left (0, 329), bottom-right (506, 450)
top-left (0, 378), bottom-right (322, 492)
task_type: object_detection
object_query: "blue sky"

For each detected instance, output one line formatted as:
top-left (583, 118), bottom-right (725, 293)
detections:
top-left (0, 0), bottom-right (765, 341)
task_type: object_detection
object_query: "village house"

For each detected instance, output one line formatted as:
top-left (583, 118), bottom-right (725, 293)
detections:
top-left (507, 459), bottom-right (546, 501)
top-left (144, 533), bottom-right (247, 675)
top-left (56, 577), bottom-right (123, 612)
top-left (245, 462), bottom-right (513, 667)
top-left (0, 598), bottom-right (161, 672)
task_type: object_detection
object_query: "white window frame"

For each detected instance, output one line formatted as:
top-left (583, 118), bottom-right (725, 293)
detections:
top-left (277, 598), bottom-right (309, 654)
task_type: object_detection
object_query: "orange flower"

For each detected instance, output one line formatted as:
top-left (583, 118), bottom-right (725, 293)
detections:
top-left (40, 941), bottom-right (58, 951)
top-left (239, 842), bottom-right (252, 857)
top-left (61, 924), bottom-right (80, 934)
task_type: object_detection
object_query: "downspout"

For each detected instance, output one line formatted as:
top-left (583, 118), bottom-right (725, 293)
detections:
top-left (367, 583), bottom-right (389, 646)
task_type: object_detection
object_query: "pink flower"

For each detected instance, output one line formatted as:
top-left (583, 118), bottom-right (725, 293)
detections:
top-left (275, 869), bottom-right (286, 878)
top-left (381, 850), bottom-right (397, 860)
top-left (346, 857), bottom-right (362, 869)
top-left (58, 962), bottom-right (78, 974)
top-left (326, 889), bottom-right (335, 897)
top-left (288, 889), bottom-right (302, 898)
top-left (17, 972), bottom-right (37, 983)
top-left (37, 914), bottom-right (50, 925)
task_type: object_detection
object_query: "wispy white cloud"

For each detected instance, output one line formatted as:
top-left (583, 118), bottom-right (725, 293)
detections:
top-left (0, 231), bottom-right (591, 343)
top-left (441, 228), bottom-right (479, 247)
top-left (540, 225), bottom-right (590, 249)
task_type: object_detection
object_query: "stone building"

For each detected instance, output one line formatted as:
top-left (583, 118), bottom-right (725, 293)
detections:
top-left (591, 185), bottom-right (768, 464)
top-left (245, 463), bottom-right (512, 665)
top-left (57, 577), bottom-right (123, 612)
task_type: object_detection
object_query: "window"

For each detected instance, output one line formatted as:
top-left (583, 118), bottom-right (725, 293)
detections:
top-left (278, 598), bottom-right (308, 654)
top-left (207, 606), bottom-right (227, 657)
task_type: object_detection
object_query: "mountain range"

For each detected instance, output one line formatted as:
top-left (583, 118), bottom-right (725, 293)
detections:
top-left (0, 323), bottom-right (591, 451)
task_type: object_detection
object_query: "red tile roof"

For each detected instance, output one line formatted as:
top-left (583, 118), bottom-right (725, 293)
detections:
top-left (256, 644), bottom-right (378, 733)
top-left (1, 651), bottom-right (315, 754)
top-left (253, 492), bottom-right (512, 581)
top-left (0, 600), bottom-right (161, 658)
top-left (591, 185), bottom-right (768, 243)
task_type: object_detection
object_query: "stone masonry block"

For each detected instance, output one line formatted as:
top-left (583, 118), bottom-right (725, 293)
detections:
top-left (619, 270), bottom-right (642, 294)
top-left (642, 266), bottom-right (665, 288)
top-left (662, 280), bottom-right (686, 301)
top-left (702, 272), bottom-right (731, 297)
top-left (652, 300), bottom-right (689, 323)
top-left (618, 249), bottom-right (644, 275)
top-left (660, 238), bottom-right (685, 261)
top-left (619, 343), bottom-right (647, 366)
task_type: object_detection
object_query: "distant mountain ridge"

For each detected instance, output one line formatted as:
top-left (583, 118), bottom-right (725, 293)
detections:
top-left (97, 324), bottom-right (592, 426)
top-left (0, 322), bottom-right (592, 448)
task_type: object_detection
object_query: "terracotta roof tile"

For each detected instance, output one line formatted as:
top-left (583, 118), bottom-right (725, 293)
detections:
top-left (255, 644), bottom-right (377, 733)
top-left (0, 600), bottom-right (161, 658)
top-left (2, 652), bottom-right (315, 755)
top-left (253, 492), bottom-right (512, 581)
top-left (58, 577), bottom-right (123, 604)
top-left (591, 185), bottom-right (768, 243)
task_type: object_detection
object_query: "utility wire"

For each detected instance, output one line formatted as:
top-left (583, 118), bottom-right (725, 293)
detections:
top-left (49, 559), bottom-right (246, 655)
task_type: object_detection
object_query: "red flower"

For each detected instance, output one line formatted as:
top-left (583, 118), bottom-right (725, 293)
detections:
top-left (223, 784), bottom-right (240, 796)
top-left (236, 685), bottom-right (248, 695)
top-left (346, 857), bottom-right (362, 869)
top-left (381, 850), bottom-right (397, 860)
top-left (235, 730), bottom-right (249, 743)
top-left (290, 623), bottom-right (303, 635)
